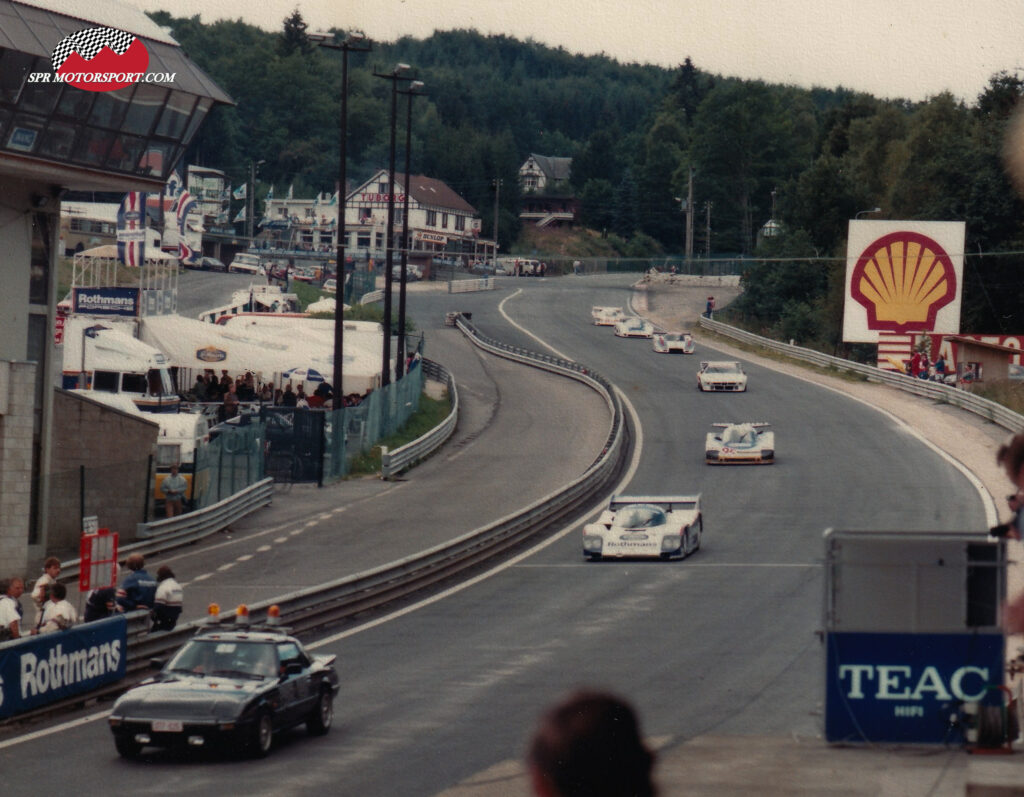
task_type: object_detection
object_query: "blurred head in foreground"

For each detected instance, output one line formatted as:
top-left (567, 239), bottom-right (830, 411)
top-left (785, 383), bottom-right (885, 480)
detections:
top-left (527, 690), bottom-right (655, 797)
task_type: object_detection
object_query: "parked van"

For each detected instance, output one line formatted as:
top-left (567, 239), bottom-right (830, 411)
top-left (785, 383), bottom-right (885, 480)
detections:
top-left (228, 252), bottom-right (263, 274)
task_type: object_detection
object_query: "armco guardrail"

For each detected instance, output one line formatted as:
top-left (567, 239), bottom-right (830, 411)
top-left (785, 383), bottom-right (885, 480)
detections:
top-left (56, 478), bottom-right (274, 588)
top-left (448, 277), bottom-right (494, 294)
top-left (381, 359), bottom-right (458, 479)
top-left (7, 318), bottom-right (628, 723)
top-left (699, 316), bottom-right (1024, 433)
top-left (117, 317), bottom-right (626, 669)
top-left (360, 288), bottom-right (384, 304)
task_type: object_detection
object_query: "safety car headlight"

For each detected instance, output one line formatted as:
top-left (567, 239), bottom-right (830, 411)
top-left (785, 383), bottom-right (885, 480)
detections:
top-left (661, 535), bottom-right (681, 551)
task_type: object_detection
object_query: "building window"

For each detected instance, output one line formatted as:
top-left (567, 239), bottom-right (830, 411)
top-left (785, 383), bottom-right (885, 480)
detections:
top-left (441, 213), bottom-right (449, 229)
top-left (455, 215), bottom-right (465, 232)
top-left (357, 233), bottom-right (370, 248)
top-left (524, 175), bottom-right (538, 191)
top-left (305, 208), bottom-right (315, 218)
top-left (426, 210), bottom-right (437, 226)
top-left (379, 181), bottom-right (388, 194)
top-left (375, 232), bottom-right (383, 249)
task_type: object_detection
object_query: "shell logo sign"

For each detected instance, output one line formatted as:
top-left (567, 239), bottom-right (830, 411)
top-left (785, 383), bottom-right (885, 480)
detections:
top-left (843, 221), bottom-right (964, 344)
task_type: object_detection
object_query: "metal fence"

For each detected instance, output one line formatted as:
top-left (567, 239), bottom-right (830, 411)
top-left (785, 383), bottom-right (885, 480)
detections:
top-left (193, 421), bottom-right (266, 508)
top-left (381, 359), bottom-right (456, 478)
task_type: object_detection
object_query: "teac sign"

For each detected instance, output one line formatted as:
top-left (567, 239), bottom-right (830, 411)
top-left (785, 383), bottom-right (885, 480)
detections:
top-left (842, 220), bottom-right (965, 344)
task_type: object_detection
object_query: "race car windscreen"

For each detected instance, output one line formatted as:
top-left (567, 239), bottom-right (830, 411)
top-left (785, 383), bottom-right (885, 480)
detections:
top-left (617, 505), bottom-right (666, 528)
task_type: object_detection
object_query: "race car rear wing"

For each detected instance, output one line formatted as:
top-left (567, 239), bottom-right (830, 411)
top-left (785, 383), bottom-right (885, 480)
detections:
top-left (711, 422), bottom-right (770, 429)
top-left (609, 494), bottom-right (701, 512)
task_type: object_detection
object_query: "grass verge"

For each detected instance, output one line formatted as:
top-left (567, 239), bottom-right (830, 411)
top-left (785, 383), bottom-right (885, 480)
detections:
top-left (346, 392), bottom-right (452, 476)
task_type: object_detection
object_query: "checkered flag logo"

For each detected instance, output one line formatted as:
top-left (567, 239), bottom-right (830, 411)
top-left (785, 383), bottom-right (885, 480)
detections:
top-left (52, 27), bottom-right (136, 72)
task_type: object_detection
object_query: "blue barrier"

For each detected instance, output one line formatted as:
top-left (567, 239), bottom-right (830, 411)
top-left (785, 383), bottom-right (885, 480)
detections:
top-left (0, 616), bottom-right (127, 719)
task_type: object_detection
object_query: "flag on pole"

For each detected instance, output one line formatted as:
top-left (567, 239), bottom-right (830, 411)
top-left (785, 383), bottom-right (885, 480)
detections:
top-left (116, 191), bottom-right (147, 267)
top-left (233, 183), bottom-right (247, 200)
top-left (234, 207), bottom-right (246, 223)
top-left (287, 183), bottom-right (294, 199)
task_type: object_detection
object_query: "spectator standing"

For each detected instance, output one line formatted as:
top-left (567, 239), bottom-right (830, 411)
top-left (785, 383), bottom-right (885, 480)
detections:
top-left (910, 350), bottom-right (922, 378)
top-left (527, 690), bottom-right (656, 797)
top-left (933, 353), bottom-right (947, 381)
top-left (161, 464), bottom-right (188, 518)
top-left (30, 556), bottom-right (60, 628)
top-left (281, 384), bottom-right (298, 407)
top-left (998, 434), bottom-right (1024, 632)
top-left (152, 566), bottom-right (183, 631)
top-left (222, 383), bottom-right (240, 420)
top-left (116, 554), bottom-right (158, 613)
top-left (34, 583), bottom-right (76, 634)
top-left (704, 296), bottom-right (715, 319)
top-left (192, 374), bottom-right (208, 402)
top-left (0, 577), bottom-right (25, 640)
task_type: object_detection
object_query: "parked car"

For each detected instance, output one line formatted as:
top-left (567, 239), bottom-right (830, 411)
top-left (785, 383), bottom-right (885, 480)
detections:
top-left (322, 278), bottom-right (337, 293)
top-left (108, 625), bottom-right (339, 759)
top-left (201, 256), bottom-right (226, 272)
top-left (228, 253), bottom-right (263, 275)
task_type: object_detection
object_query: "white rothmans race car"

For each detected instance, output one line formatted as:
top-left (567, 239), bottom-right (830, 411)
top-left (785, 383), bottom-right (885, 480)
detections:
top-left (582, 495), bottom-right (703, 560)
top-left (614, 317), bottom-right (655, 338)
top-left (705, 422), bottom-right (774, 464)
top-left (697, 360), bottom-right (748, 391)
top-left (592, 306), bottom-right (626, 326)
top-left (653, 331), bottom-right (695, 354)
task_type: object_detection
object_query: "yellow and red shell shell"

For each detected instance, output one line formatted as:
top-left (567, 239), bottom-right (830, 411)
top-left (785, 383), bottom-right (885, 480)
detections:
top-left (850, 232), bottom-right (956, 333)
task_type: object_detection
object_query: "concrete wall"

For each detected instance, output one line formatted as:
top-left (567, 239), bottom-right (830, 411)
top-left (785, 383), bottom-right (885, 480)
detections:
top-left (47, 390), bottom-right (158, 554)
top-left (0, 362), bottom-right (38, 575)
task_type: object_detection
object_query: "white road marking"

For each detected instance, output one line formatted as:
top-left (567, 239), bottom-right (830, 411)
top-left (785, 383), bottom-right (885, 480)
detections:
top-left (216, 562), bottom-right (235, 571)
top-left (191, 573), bottom-right (211, 582)
top-left (236, 554), bottom-right (253, 562)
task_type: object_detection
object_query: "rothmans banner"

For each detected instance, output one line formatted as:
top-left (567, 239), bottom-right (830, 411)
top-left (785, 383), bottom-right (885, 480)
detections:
top-left (842, 220), bottom-right (965, 344)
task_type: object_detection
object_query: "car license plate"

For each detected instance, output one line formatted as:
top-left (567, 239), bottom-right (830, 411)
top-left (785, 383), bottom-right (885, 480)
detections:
top-left (152, 720), bottom-right (183, 732)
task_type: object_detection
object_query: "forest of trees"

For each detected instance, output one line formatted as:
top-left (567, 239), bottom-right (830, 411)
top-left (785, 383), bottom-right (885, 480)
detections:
top-left (151, 10), bottom-right (1024, 351)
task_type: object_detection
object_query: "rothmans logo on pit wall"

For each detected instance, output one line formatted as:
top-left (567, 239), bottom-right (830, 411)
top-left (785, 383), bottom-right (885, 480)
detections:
top-left (27, 27), bottom-right (175, 92)
top-left (850, 231), bottom-right (957, 334)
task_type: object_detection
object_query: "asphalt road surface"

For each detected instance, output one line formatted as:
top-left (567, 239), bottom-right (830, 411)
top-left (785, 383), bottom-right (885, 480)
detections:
top-left (4, 274), bottom-right (991, 796)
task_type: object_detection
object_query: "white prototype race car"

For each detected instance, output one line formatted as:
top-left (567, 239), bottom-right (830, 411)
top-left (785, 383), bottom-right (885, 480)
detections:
top-left (697, 360), bottom-right (748, 392)
top-left (582, 495), bottom-right (702, 561)
top-left (653, 331), bottom-right (695, 354)
top-left (592, 306), bottom-right (626, 326)
top-left (705, 422), bottom-right (774, 464)
top-left (614, 317), bottom-right (655, 338)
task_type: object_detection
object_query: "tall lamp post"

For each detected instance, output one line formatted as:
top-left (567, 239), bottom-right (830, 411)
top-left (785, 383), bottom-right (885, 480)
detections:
top-left (374, 63), bottom-right (413, 387)
top-left (310, 31), bottom-right (371, 404)
top-left (246, 159), bottom-right (265, 245)
top-left (395, 80), bottom-right (425, 381)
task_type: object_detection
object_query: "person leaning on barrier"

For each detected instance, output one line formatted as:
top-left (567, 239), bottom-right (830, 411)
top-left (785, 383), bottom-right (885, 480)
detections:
top-left (116, 554), bottom-right (158, 613)
top-left (0, 577), bottom-right (25, 640)
top-left (527, 690), bottom-right (656, 797)
top-left (34, 583), bottom-right (76, 634)
top-left (151, 565), bottom-right (183, 631)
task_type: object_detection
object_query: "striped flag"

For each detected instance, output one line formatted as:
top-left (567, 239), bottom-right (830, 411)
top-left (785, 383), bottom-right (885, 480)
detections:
top-left (116, 191), bottom-right (146, 267)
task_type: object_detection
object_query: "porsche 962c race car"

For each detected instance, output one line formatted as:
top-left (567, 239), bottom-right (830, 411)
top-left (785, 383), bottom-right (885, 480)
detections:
top-left (614, 317), bottom-right (655, 338)
top-left (583, 495), bottom-right (702, 560)
top-left (592, 306), bottom-right (626, 326)
top-left (697, 360), bottom-right (747, 391)
top-left (653, 331), bottom-right (695, 354)
top-left (705, 422), bottom-right (774, 464)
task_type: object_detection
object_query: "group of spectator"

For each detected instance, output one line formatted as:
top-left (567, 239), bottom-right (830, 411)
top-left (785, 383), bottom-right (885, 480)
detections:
top-left (181, 369), bottom-right (373, 414)
top-left (0, 553), bottom-right (183, 642)
top-left (907, 350), bottom-right (949, 381)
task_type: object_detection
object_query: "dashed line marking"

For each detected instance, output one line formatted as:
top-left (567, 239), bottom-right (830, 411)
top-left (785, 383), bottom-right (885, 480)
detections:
top-left (257, 545), bottom-right (272, 552)
top-left (275, 537), bottom-right (289, 544)
top-left (192, 573), bottom-right (211, 582)
top-left (237, 554), bottom-right (254, 562)
top-left (217, 562), bottom-right (235, 571)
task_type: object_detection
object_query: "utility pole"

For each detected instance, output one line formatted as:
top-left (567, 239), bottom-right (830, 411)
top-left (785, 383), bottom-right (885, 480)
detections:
top-left (705, 201), bottom-right (712, 257)
top-left (685, 167), bottom-right (694, 261)
top-left (492, 178), bottom-right (501, 264)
